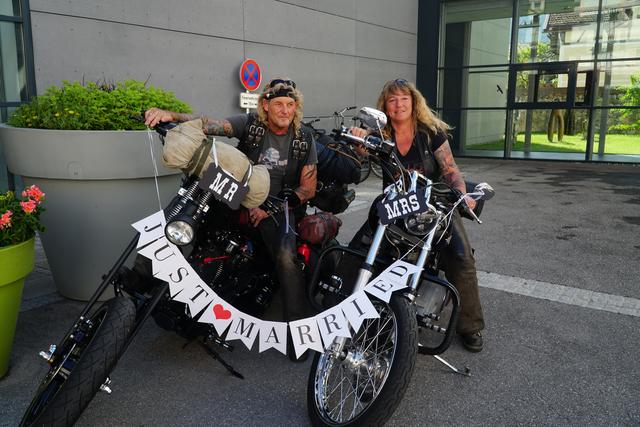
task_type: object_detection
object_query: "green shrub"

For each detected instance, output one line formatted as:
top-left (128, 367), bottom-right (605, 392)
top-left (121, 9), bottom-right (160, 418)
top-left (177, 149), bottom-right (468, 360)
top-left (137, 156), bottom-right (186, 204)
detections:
top-left (7, 80), bottom-right (192, 130)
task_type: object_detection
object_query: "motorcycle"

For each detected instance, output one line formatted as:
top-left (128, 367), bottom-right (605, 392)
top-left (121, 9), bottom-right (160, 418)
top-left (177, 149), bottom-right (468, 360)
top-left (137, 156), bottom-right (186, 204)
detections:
top-left (20, 108), bottom-right (493, 427)
top-left (19, 119), bottom-right (349, 427)
top-left (303, 107), bottom-right (495, 426)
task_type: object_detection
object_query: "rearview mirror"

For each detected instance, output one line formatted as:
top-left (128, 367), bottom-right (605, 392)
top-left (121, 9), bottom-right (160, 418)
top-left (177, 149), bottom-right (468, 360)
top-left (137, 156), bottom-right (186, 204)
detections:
top-left (473, 182), bottom-right (495, 201)
top-left (355, 107), bottom-right (387, 131)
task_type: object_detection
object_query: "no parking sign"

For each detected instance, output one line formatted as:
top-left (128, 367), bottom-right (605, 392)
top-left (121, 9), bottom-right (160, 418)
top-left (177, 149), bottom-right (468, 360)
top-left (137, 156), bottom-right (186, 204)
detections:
top-left (239, 59), bottom-right (261, 91)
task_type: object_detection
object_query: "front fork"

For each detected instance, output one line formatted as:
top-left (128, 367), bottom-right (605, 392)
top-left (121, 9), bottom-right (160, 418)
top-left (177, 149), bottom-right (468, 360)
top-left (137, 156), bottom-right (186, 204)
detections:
top-left (330, 222), bottom-right (435, 357)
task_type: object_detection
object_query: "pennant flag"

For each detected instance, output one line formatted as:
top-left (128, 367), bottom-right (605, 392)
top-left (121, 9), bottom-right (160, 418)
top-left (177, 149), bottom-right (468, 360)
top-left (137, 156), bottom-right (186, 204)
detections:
top-left (365, 260), bottom-right (422, 303)
top-left (138, 237), bottom-right (179, 277)
top-left (177, 282), bottom-right (216, 317)
top-left (289, 317), bottom-right (324, 359)
top-left (198, 299), bottom-right (235, 336)
top-left (316, 305), bottom-right (352, 349)
top-left (131, 210), bottom-right (166, 248)
top-left (152, 254), bottom-right (194, 297)
top-left (258, 320), bottom-right (288, 355)
top-left (226, 312), bottom-right (261, 350)
top-left (340, 290), bottom-right (379, 333)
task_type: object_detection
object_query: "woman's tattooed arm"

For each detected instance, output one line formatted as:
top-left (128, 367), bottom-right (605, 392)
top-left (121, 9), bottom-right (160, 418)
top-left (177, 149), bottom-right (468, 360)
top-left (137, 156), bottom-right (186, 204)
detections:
top-left (434, 141), bottom-right (465, 194)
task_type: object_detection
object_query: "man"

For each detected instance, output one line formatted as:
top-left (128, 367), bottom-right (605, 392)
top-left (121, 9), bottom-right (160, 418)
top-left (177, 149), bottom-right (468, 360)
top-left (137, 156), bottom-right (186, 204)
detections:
top-left (145, 78), bottom-right (317, 361)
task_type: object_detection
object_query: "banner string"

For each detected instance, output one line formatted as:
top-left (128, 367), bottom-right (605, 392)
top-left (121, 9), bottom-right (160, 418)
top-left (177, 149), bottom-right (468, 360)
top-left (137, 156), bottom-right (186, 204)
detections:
top-left (146, 128), bottom-right (163, 212)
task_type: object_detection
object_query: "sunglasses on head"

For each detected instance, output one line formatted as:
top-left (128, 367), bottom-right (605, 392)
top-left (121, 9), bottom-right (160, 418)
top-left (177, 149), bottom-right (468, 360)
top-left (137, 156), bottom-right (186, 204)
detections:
top-left (386, 78), bottom-right (408, 87)
top-left (268, 79), bottom-right (296, 89)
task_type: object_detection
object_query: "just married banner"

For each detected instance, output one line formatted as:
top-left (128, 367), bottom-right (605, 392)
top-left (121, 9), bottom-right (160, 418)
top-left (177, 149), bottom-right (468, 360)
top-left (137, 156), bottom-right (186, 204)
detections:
top-left (132, 211), bottom-right (421, 358)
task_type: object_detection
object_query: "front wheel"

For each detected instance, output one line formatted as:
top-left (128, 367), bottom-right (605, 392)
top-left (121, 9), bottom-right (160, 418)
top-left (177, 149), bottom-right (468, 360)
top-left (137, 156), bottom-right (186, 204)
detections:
top-left (307, 294), bottom-right (417, 426)
top-left (21, 296), bottom-right (136, 427)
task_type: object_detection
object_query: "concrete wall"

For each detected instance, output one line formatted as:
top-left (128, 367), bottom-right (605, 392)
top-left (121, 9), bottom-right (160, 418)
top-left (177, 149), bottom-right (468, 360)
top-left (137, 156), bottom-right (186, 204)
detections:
top-left (27, 0), bottom-right (418, 131)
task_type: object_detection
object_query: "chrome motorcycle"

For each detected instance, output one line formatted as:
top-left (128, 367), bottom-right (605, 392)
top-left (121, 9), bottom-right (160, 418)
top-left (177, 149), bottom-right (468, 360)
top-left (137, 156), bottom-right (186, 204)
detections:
top-left (305, 107), bottom-right (494, 426)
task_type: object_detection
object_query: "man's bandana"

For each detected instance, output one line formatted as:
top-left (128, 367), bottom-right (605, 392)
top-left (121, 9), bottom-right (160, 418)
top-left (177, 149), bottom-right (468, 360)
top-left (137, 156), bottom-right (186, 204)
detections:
top-left (264, 85), bottom-right (297, 100)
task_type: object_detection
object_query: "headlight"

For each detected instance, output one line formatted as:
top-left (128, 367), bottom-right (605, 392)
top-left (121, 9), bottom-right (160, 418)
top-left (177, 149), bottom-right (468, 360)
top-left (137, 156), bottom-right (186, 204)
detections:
top-left (165, 219), bottom-right (195, 246)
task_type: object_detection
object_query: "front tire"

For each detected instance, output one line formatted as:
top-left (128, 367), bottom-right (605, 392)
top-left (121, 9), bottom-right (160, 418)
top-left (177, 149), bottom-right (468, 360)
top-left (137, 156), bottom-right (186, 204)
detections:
top-left (21, 297), bottom-right (136, 427)
top-left (307, 294), bottom-right (417, 426)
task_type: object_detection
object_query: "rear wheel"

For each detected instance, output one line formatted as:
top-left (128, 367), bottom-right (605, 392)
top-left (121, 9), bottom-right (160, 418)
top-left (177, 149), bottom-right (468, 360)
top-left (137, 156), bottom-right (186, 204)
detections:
top-left (358, 158), bottom-right (371, 183)
top-left (307, 295), bottom-right (417, 426)
top-left (370, 162), bottom-right (383, 179)
top-left (21, 297), bottom-right (136, 427)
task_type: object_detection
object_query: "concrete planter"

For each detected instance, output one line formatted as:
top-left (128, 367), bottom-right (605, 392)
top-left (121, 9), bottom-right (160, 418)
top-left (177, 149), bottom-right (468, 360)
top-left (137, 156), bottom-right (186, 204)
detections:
top-left (0, 125), bottom-right (180, 300)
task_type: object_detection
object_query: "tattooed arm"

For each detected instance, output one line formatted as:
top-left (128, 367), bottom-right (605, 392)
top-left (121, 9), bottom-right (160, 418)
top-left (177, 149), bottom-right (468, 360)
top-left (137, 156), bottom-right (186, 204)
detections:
top-left (201, 117), bottom-right (235, 137)
top-left (144, 108), bottom-right (235, 138)
top-left (295, 164), bottom-right (317, 203)
top-left (434, 141), bottom-right (476, 210)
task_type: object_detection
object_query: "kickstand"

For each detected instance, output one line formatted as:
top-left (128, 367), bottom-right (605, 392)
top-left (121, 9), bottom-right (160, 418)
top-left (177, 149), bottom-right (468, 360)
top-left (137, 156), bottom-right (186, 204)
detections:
top-left (196, 340), bottom-right (245, 380)
top-left (433, 355), bottom-right (471, 376)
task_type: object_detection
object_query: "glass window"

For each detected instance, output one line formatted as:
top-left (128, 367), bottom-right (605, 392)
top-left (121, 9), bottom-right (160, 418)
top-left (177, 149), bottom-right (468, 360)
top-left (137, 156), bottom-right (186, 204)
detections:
top-left (592, 108), bottom-right (640, 157)
top-left (594, 60), bottom-right (640, 107)
top-left (598, 1), bottom-right (640, 60)
top-left (443, 0), bottom-right (513, 66)
top-left (459, 109), bottom-right (507, 156)
top-left (0, 21), bottom-right (27, 103)
top-left (517, 0), bottom-right (599, 63)
top-left (439, 68), bottom-right (509, 108)
top-left (511, 108), bottom-right (590, 155)
top-left (0, 0), bottom-right (21, 17)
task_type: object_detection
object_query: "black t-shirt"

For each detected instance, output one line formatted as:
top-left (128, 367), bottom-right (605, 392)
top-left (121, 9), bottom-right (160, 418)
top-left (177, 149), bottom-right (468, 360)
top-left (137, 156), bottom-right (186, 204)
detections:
top-left (395, 130), bottom-right (448, 180)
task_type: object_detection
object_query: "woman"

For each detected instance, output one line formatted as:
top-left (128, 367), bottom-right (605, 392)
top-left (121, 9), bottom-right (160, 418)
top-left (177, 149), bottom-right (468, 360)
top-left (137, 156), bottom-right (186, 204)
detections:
top-left (351, 79), bottom-right (485, 352)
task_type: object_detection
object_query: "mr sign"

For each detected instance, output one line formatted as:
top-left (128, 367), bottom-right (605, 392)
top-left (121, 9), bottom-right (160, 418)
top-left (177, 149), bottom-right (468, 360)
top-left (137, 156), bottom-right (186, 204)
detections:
top-left (376, 190), bottom-right (428, 225)
top-left (199, 163), bottom-right (249, 210)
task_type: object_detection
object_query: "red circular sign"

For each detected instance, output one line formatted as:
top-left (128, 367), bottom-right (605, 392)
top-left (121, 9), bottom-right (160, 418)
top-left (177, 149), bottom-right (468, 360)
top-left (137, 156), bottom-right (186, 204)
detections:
top-left (239, 59), bottom-right (262, 91)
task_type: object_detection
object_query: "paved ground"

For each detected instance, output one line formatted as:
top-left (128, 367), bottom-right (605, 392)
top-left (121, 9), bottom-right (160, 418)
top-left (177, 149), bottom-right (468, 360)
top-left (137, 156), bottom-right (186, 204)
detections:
top-left (1, 158), bottom-right (639, 426)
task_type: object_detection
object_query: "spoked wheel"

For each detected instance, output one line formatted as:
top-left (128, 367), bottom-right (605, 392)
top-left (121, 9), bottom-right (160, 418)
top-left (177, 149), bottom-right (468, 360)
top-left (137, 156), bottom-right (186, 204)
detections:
top-left (370, 162), bottom-right (383, 179)
top-left (21, 296), bottom-right (136, 427)
top-left (358, 157), bottom-right (371, 183)
top-left (307, 295), bottom-right (417, 427)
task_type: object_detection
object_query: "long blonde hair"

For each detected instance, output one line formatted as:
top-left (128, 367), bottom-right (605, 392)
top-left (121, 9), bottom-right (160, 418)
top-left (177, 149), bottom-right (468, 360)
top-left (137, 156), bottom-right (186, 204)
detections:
top-left (257, 77), bottom-right (304, 136)
top-left (376, 79), bottom-right (450, 139)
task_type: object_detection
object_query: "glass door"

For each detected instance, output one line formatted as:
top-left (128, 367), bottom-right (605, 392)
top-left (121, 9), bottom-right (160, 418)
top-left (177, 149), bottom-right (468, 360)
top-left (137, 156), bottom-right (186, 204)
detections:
top-left (506, 61), bottom-right (595, 160)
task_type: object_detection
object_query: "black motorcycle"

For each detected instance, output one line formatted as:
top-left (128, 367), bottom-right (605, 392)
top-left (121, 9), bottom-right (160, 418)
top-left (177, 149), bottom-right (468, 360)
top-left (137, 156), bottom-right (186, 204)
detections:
top-left (19, 120), bottom-right (347, 427)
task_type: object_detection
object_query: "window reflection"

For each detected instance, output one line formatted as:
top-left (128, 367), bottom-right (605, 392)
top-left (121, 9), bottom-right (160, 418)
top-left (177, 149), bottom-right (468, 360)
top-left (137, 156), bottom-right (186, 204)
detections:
top-left (517, 0), bottom-right (599, 64)
top-left (0, 0), bottom-right (21, 17)
top-left (0, 22), bottom-right (27, 103)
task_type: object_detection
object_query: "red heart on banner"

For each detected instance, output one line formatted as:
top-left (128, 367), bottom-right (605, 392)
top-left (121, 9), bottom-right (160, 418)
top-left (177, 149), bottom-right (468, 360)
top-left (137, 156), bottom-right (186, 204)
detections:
top-left (213, 303), bottom-right (232, 320)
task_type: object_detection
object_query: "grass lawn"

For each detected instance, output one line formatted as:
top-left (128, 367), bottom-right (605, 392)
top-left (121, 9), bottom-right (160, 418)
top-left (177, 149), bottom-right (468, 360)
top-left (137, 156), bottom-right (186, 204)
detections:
top-left (470, 133), bottom-right (640, 154)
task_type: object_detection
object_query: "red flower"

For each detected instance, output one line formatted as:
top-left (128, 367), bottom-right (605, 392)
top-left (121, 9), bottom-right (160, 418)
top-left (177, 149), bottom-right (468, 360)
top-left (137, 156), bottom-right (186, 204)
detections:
top-left (0, 210), bottom-right (12, 229)
top-left (20, 199), bottom-right (38, 214)
top-left (22, 185), bottom-right (45, 203)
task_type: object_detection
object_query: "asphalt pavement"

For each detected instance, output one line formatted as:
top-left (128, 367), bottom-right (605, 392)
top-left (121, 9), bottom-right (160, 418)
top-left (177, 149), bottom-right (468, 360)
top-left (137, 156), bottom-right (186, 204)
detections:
top-left (1, 157), bottom-right (639, 426)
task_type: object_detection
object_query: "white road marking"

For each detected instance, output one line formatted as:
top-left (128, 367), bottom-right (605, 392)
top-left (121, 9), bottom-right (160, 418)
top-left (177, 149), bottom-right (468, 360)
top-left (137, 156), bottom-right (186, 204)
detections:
top-left (478, 271), bottom-right (640, 317)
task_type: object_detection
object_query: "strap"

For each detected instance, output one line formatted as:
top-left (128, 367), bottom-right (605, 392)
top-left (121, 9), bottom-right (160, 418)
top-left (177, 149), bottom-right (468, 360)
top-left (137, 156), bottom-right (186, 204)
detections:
top-left (184, 137), bottom-right (214, 177)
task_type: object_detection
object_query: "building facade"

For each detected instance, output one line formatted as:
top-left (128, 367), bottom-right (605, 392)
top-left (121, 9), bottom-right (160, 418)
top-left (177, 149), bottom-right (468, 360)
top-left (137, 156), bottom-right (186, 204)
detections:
top-left (2, 0), bottom-right (639, 190)
top-left (421, 0), bottom-right (640, 163)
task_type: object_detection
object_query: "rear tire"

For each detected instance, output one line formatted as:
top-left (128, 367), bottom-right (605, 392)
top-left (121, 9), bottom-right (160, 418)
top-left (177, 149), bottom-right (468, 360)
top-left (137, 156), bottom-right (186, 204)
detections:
top-left (358, 158), bottom-right (371, 183)
top-left (21, 297), bottom-right (136, 427)
top-left (370, 162), bottom-right (383, 179)
top-left (307, 294), bottom-right (417, 426)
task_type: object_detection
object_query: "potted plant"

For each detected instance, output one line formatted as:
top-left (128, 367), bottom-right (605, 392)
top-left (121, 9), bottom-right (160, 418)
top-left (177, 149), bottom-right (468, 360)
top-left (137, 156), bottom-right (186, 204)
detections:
top-left (0, 185), bottom-right (45, 378)
top-left (0, 80), bottom-right (192, 300)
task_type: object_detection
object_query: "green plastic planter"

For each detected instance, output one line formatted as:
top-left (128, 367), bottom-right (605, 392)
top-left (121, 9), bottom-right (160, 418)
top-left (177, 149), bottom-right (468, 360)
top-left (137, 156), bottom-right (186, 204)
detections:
top-left (0, 237), bottom-right (35, 378)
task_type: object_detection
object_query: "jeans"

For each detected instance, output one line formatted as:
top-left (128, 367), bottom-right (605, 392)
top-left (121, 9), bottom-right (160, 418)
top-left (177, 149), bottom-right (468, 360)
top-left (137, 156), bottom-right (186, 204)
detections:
top-left (257, 212), bottom-right (311, 322)
top-left (349, 212), bottom-right (484, 335)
